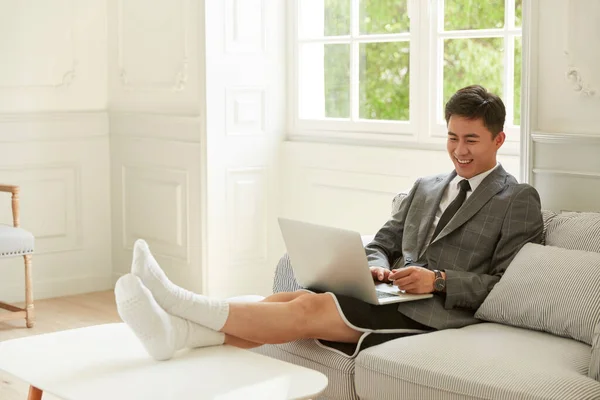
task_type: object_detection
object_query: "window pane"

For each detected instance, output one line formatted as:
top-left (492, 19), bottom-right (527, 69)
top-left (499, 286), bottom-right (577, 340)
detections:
top-left (444, 0), bottom-right (505, 31)
top-left (359, 41), bottom-right (410, 121)
top-left (299, 0), bottom-right (350, 37)
top-left (359, 0), bottom-right (409, 35)
top-left (299, 43), bottom-right (350, 119)
top-left (514, 36), bottom-right (522, 126)
top-left (443, 38), bottom-right (504, 117)
top-left (515, 0), bottom-right (522, 27)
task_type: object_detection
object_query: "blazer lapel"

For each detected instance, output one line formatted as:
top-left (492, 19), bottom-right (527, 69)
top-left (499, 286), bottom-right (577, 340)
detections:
top-left (416, 172), bottom-right (456, 258)
top-left (430, 165), bottom-right (508, 245)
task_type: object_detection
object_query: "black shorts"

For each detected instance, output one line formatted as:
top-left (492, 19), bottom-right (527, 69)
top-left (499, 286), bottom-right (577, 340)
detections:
top-left (305, 290), bottom-right (435, 357)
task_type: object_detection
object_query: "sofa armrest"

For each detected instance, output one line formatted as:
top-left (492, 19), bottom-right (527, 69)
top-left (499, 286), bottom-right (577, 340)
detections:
top-left (590, 321), bottom-right (600, 381)
top-left (272, 234), bottom-right (376, 294)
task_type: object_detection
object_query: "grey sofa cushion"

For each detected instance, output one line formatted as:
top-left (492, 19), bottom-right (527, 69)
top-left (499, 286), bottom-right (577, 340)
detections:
top-left (253, 340), bottom-right (358, 400)
top-left (476, 243), bottom-right (600, 345)
top-left (544, 212), bottom-right (600, 252)
top-left (591, 322), bottom-right (600, 381)
top-left (355, 323), bottom-right (599, 400)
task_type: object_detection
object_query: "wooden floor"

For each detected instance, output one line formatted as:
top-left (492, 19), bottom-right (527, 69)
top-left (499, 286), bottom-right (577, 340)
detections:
top-left (0, 291), bottom-right (120, 400)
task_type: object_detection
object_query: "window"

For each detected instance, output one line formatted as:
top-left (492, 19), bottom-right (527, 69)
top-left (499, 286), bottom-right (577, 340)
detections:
top-left (290, 0), bottom-right (523, 151)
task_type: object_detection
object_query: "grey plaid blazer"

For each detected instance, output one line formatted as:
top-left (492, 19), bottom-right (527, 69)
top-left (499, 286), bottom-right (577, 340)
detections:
top-left (365, 165), bottom-right (544, 330)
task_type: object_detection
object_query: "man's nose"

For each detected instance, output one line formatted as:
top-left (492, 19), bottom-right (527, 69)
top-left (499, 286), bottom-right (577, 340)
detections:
top-left (455, 142), bottom-right (469, 156)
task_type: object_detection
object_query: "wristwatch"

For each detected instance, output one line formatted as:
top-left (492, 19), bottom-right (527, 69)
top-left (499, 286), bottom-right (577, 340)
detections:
top-left (433, 270), bottom-right (445, 292)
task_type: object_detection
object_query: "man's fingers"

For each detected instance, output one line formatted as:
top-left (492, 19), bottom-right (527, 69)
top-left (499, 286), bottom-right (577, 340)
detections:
top-left (389, 267), bottom-right (413, 280)
top-left (403, 285), bottom-right (418, 293)
top-left (395, 276), bottom-right (414, 288)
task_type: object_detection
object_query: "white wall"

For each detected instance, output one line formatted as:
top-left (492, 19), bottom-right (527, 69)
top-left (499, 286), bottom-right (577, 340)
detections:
top-left (107, 0), bottom-right (205, 293)
top-left (204, 0), bottom-right (286, 297)
top-left (281, 142), bottom-right (519, 235)
top-left (108, 0), bottom-right (286, 297)
top-left (527, 0), bottom-right (600, 212)
top-left (0, 0), bottom-right (110, 302)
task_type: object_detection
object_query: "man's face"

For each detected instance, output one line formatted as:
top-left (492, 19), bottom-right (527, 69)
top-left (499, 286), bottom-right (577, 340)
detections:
top-left (446, 115), bottom-right (505, 179)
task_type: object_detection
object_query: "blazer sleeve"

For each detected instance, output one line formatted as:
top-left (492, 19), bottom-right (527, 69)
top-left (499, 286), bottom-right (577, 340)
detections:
top-left (443, 184), bottom-right (544, 310)
top-left (364, 179), bottom-right (420, 270)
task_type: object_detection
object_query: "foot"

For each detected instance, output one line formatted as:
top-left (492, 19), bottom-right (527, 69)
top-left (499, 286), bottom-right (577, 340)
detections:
top-left (130, 239), bottom-right (229, 331)
top-left (115, 274), bottom-right (225, 361)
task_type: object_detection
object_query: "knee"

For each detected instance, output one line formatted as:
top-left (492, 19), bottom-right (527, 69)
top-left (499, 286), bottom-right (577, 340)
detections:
top-left (291, 293), bottom-right (331, 324)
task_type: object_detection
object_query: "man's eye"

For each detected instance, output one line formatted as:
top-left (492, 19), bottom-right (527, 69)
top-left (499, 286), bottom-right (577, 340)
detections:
top-left (448, 137), bottom-right (457, 142)
top-left (467, 140), bottom-right (477, 144)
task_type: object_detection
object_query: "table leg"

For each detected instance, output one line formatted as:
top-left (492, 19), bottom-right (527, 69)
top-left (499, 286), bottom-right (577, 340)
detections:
top-left (27, 385), bottom-right (43, 400)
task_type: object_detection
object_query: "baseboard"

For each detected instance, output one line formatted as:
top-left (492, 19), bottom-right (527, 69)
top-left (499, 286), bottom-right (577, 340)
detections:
top-left (0, 275), bottom-right (114, 303)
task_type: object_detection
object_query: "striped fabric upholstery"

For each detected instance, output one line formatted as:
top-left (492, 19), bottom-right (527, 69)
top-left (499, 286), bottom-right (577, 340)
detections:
top-left (544, 212), bottom-right (600, 252)
top-left (253, 341), bottom-right (358, 400)
top-left (272, 253), bottom-right (302, 293)
top-left (591, 322), bottom-right (600, 381)
top-left (475, 243), bottom-right (600, 345)
top-left (355, 323), bottom-right (600, 400)
top-left (541, 209), bottom-right (557, 245)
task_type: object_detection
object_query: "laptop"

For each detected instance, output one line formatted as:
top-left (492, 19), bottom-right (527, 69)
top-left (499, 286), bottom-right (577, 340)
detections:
top-left (278, 217), bottom-right (433, 305)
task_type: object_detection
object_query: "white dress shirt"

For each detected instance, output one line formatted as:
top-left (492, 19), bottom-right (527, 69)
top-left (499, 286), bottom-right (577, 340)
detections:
top-left (424, 163), bottom-right (500, 246)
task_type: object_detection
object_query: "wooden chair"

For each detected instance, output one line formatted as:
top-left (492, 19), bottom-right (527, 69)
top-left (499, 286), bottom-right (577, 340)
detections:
top-left (0, 184), bottom-right (35, 328)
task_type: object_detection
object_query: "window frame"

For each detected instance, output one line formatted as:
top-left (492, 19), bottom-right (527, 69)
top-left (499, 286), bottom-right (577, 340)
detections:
top-left (288, 0), bottom-right (524, 156)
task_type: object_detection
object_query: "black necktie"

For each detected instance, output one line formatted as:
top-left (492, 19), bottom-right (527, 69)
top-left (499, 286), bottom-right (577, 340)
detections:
top-left (431, 179), bottom-right (471, 242)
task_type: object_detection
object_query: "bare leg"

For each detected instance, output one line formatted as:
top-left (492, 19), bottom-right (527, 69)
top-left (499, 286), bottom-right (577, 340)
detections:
top-left (222, 293), bottom-right (362, 345)
top-left (261, 290), bottom-right (310, 303)
top-left (224, 291), bottom-right (311, 349)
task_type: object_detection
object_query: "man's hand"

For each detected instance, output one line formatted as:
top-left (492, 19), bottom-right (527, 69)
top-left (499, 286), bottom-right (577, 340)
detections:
top-left (388, 266), bottom-right (436, 294)
top-left (369, 266), bottom-right (392, 282)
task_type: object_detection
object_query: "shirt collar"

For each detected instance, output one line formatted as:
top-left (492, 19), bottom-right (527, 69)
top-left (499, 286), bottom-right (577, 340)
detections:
top-left (452, 162), bottom-right (500, 193)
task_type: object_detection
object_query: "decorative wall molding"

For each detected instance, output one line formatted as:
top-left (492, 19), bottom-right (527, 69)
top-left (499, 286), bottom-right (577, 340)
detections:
top-left (565, 67), bottom-right (597, 97)
top-left (226, 87), bottom-right (266, 136)
top-left (109, 112), bottom-right (201, 143)
top-left (117, 0), bottom-right (189, 91)
top-left (226, 167), bottom-right (267, 266)
top-left (306, 167), bottom-right (411, 196)
top-left (225, 0), bottom-right (266, 54)
top-left (0, 0), bottom-right (77, 89)
top-left (0, 164), bottom-right (83, 254)
top-left (564, 0), bottom-right (599, 97)
top-left (531, 131), bottom-right (600, 145)
top-left (0, 274), bottom-right (112, 304)
top-left (0, 111), bottom-right (108, 142)
top-left (121, 165), bottom-right (189, 263)
top-left (532, 168), bottom-right (600, 179)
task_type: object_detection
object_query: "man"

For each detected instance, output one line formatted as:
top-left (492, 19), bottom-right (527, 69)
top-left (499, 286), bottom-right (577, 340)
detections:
top-left (114, 85), bottom-right (544, 361)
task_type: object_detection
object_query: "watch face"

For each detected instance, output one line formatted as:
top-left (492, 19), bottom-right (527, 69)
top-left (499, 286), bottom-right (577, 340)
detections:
top-left (434, 279), bottom-right (445, 291)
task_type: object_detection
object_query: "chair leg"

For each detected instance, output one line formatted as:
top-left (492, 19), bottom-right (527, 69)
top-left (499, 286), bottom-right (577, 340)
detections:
top-left (24, 254), bottom-right (35, 328)
top-left (27, 385), bottom-right (43, 400)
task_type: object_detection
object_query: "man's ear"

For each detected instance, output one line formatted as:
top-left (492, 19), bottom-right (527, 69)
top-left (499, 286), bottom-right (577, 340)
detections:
top-left (494, 131), bottom-right (506, 149)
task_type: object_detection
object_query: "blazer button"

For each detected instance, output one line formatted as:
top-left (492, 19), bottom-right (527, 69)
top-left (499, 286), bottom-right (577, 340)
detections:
top-left (406, 257), bottom-right (412, 263)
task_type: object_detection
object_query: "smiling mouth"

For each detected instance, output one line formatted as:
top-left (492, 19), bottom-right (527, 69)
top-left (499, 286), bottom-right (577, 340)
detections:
top-left (455, 156), bottom-right (473, 165)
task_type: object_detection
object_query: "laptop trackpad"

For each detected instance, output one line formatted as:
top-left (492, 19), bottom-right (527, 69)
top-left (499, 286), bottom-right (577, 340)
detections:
top-left (375, 283), bottom-right (404, 295)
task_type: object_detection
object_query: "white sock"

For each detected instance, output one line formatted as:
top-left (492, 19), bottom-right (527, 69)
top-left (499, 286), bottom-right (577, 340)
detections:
top-left (131, 239), bottom-right (230, 331)
top-left (115, 274), bottom-right (225, 361)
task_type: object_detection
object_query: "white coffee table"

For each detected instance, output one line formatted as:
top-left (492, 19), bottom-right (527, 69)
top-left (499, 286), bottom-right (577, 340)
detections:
top-left (0, 323), bottom-right (328, 400)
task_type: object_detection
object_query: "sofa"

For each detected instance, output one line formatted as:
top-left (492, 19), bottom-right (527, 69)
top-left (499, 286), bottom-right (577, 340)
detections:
top-left (253, 192), bottom-right (600, 399)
